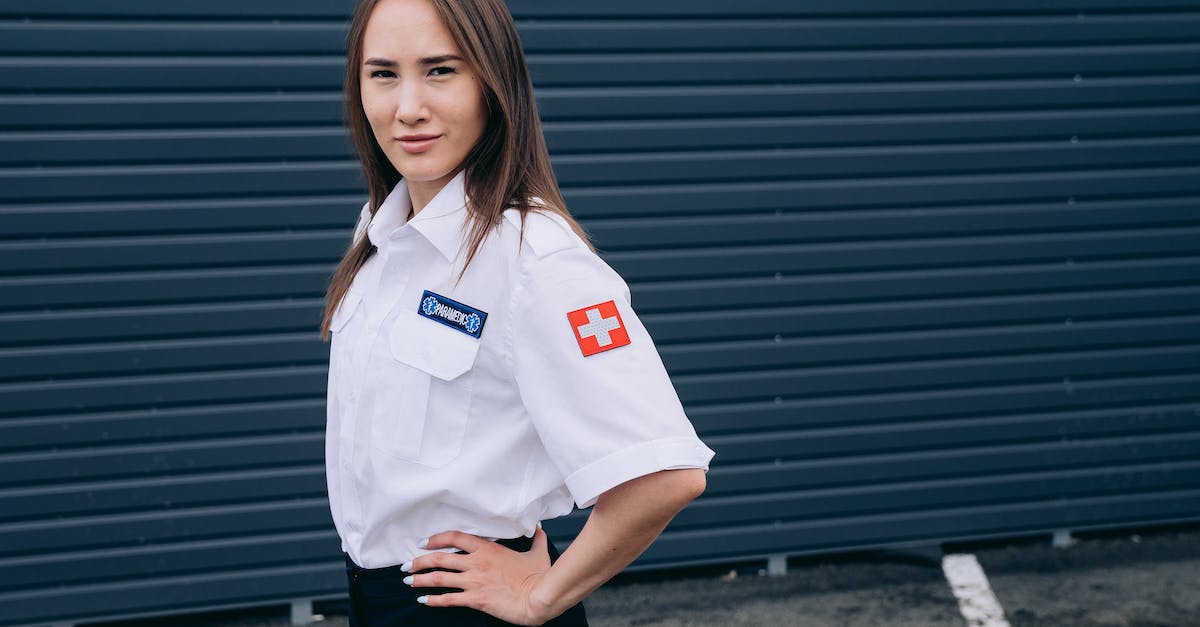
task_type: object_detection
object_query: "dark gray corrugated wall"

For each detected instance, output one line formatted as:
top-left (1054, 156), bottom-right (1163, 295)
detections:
top-left (2, 1), bottom-right (1200, 625)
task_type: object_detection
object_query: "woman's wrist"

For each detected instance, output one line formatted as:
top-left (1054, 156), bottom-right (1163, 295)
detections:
top-left (527, 575), bottom-right (571, 624)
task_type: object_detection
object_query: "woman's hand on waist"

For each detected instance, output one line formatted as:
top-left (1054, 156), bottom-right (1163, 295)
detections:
top-left (402, 526), bottom-right (562, 626)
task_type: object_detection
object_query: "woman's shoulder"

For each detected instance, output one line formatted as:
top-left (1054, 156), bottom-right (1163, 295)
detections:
top-left (497, 204), bottom-right (626, 294)
top-left (499, 201), bottom-right (588, 261)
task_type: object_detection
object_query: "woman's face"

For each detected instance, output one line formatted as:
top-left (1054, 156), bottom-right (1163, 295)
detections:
top-left (359, 0), bottom-right (488, 202)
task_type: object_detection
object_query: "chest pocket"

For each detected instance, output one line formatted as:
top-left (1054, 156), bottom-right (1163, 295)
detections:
top-left (372, 309), bottom-right (481, 467)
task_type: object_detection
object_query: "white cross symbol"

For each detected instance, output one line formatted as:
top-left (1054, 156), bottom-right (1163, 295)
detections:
top-left (576, 307), bottom-right (620, 347)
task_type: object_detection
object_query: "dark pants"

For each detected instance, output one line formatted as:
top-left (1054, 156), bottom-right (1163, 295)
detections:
top-left (345, 534), bottom-right (590, 626)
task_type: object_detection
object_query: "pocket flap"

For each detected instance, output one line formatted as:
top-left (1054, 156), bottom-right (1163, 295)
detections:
top-left (389, 310), bottom-right (481, 381)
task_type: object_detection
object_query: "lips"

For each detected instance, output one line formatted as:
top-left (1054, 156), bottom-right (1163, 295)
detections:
top-left (396, 134), bottom-right (441, 154)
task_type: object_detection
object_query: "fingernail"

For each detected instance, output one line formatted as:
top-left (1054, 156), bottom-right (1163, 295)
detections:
top-left (417, 596), bottom-right (428, 604)
top-left (418, 537), bottom-right (428, 548)
top-left (400, 561), bottom-right (412, 572)
top-left (403, 575), bottom-right (414, 586)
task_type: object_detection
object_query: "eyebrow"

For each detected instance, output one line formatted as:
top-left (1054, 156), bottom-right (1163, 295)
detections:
top-left (363, 54), bottom-right (465, 67)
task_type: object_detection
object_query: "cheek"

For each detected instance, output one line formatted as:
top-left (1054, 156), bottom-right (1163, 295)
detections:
top-left (441, 81), bottom-right (484, 125)
top-left (363, 110), bottom-right (391, 142)
top-left (360, 91), bottom-right (387, 129)
top-left (454, 92), bottom-right (488, 140)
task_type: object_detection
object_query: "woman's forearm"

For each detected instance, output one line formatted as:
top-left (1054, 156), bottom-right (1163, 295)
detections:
top-left (527, 467), bottom-right (707, 619)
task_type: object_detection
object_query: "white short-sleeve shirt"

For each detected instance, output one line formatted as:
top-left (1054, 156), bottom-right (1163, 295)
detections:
top-left (326, 170), bottom-right (716, 569)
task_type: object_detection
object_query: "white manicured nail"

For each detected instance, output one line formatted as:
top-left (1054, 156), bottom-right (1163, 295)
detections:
top-left (417, 595), bottom-right (428, 604)
top-left (403, 575), bottom-right (414, 586)
top-left (418, 537), bottom-right (428, 548)
top-left (400, 561), bottom-right (412, 572)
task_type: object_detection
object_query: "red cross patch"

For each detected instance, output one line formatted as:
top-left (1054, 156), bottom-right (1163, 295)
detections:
top-left (567, 300), bottom-right (631, 357)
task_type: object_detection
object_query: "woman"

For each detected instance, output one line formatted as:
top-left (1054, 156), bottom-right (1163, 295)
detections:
top-left (320, 0), bottom-right (716, 625)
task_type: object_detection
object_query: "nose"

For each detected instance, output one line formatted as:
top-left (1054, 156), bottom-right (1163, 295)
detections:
top-left (394, 79), bottom-right (427, 126)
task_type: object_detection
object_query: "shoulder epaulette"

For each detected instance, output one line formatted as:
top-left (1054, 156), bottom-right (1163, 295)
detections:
top-left (502, 208), bottom-right (582, 259)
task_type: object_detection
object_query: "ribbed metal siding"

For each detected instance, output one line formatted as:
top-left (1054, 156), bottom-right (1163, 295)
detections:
top-left (2, 1), bottom-right (1199, 625)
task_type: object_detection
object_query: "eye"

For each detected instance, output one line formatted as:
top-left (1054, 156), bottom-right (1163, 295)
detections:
top-left (429, 66), bottom-right (456, 77)
top-left (369, 69), bottom-right (396, 79)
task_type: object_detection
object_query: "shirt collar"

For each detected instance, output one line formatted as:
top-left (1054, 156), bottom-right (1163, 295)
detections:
top-left (367, 170), bottom-right (469, 262)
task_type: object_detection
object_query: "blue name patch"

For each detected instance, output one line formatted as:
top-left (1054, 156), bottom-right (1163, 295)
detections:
top-left (418, 290), bottom-right (487, 339)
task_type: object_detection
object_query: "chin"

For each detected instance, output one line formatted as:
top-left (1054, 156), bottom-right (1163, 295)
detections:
top-left (399, 168), bottom-right (454, 183)
top-left (397, 160), bottom-right (460, 182)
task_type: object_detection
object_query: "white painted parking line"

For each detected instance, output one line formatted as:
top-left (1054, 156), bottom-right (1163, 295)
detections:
top-left (941, 553), bottom-right (1012, 627)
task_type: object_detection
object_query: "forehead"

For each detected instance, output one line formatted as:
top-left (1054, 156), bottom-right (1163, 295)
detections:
top-left (362, 0), bottom-right (460, 59)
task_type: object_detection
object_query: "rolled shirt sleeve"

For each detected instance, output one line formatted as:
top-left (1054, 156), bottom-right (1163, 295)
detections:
top-left (511, 247), bottom-right (716, 509)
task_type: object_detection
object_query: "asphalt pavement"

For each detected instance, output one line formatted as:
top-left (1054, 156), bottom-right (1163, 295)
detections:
top-left (92, 522), bottom-right (1200, 627)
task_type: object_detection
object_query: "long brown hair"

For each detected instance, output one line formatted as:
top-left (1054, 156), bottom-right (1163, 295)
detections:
top-left (319, 0), bottom-right (591, 341)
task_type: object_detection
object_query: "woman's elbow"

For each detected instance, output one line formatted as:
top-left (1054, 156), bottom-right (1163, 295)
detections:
top-left (676, 468), bottom-right (707, 502)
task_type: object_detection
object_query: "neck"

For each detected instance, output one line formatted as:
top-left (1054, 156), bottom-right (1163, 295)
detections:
top-left (405, 171), bottom-right (459, 217)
